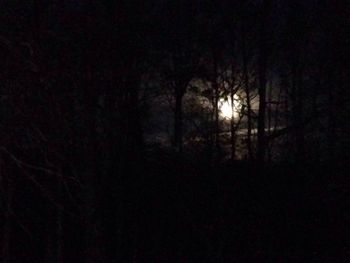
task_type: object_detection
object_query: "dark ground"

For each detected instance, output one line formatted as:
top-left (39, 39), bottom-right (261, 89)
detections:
top-left (6, 150), bottom-right (350, 262)
top-left (122, 151), bottom-right (350, 262)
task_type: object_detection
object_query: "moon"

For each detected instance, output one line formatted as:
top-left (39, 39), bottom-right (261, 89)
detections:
top-left (219, 94), bottom-right (241, 119)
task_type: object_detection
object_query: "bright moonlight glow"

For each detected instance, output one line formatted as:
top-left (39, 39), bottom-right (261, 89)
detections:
top-left (219, 94), bottom-right (241, 119)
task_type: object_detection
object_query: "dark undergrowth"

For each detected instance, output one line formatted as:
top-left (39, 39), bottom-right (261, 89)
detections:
top-left (7, 149), bottom-right (349, 263)
top-left (129, 151), bottom-right (350, 262)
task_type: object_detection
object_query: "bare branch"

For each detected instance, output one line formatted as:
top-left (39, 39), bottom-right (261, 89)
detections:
top-left (0, 147), bottom-right (82, 186)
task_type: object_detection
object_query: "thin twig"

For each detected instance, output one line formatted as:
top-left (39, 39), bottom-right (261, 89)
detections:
top-left (0, 146), bottom-right (82, 186)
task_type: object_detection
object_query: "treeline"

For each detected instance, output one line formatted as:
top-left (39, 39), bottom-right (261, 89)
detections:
top-left (0, 1), bottom-right (349, 262)
top-left (141, 0), bottom-right (349, 163)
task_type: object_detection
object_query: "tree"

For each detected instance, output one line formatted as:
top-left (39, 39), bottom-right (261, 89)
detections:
top-left (257, 0), bottom-right (271, 163)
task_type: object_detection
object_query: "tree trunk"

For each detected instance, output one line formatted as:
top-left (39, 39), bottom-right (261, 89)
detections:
top-left (291, 59), bottom-right (305, 163)
top-left (327, 75), bottom-right (335, 162)
top-left (257, 75), bottom-right (267, 163)
top-left (230, 92), bottom-right (236, 160)
top-left (174, 90), bottom-right (184, 153)
top-left (257, 50), bottom-right (267, 163)
top-left (230, 62), bottom-right (237, 160)
top-left (210, 46), bottom-right (221, 160)
top-left (82, 65), bottom-right (104, 263)
top-left (213, 68), bottom-right (220, 156)
top-left (257, 0), bottom-right (270, 164)
top-left (56, 174), bottom-right (63, 263)
top-left (296, 68), bottom-right (305, 162)
top-left (1, 158), bottom-right (12, 263)
top-left (102, 70), bottom-right (143, 263)
top-left (241, 26), bottom-right (253, 160)
top-left (267, 83), bottom-right (272, 162)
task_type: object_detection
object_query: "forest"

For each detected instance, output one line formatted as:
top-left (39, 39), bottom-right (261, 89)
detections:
top-left (0, 1), bottom-right (349, 262)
